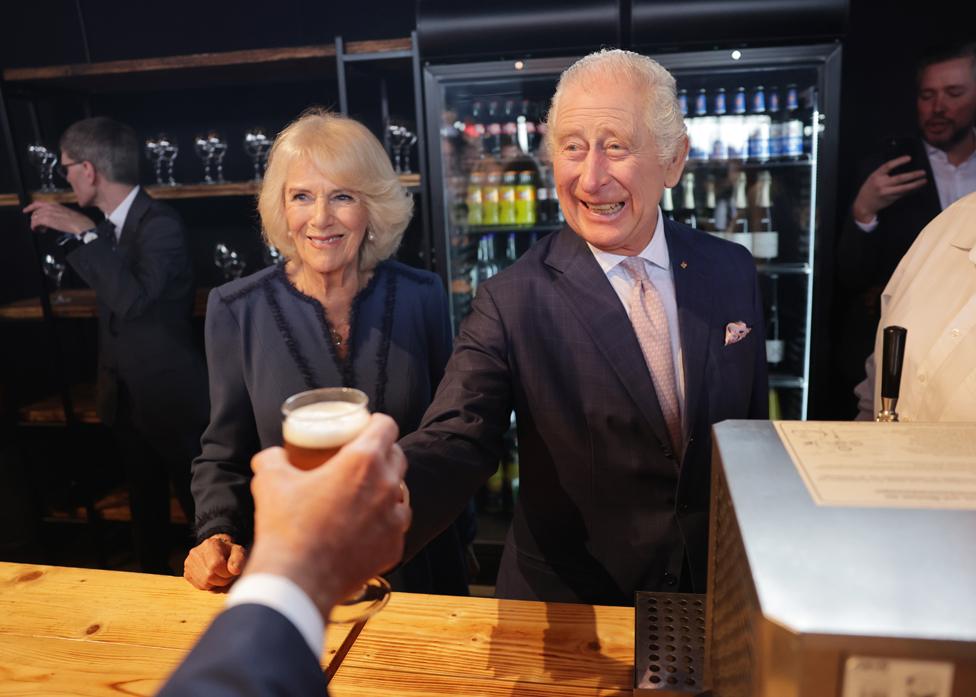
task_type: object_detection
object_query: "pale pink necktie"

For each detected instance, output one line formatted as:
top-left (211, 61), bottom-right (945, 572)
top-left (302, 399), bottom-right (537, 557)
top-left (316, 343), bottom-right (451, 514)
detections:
top-left (621, 257), bottom-right (682, 456)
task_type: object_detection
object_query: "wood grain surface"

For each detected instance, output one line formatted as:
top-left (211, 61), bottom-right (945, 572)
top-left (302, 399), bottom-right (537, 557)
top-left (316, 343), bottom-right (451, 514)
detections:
top-left (0, 563), bottom-right (354, 695)
top-left (330, 592), bottom-right (635, 696)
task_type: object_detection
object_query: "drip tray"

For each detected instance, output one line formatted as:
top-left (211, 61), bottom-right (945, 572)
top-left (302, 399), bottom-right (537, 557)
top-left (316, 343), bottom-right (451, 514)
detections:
top-left (634, 591), bottom-right (708, 695)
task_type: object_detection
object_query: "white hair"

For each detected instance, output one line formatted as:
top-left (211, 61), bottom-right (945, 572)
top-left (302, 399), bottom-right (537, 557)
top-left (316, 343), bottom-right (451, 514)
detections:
top-left (545, 49), bottom-right (687, 164)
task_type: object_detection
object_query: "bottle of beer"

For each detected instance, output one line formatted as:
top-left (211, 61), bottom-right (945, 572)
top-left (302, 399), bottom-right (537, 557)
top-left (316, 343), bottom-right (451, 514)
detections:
top-left (767, 85), bottom-right (783, 159)
top-left (499, 170), bottom-right (518, 225)
top-left (784, 84), bottom-right (804, 160)
top-left (748, 85), bottom-right (771, 162)
top-left (712, 88), bottom-right (729, 161)
top-left (466, 171), bottom-right (484, 226)
top-left (752, 170), bottom-right (778, 260)
top-left (701, 175), bottom-right (718, 232)
top-left (515, 170), bottom-right (537, 225)
top-left (482, 168), bottom-right (501, 226)
top-left (661, 186), bottom-right (676, 221)
top-left (485, 100), bottom-right (502, 156)
top-left (677, 172), bottom-right (698, 228)
top-left (766, 273), bottom-right (784, 365)
top-left (518, 98), bottom-right (538, 154)
top-left (464, 100), bottom-right (486, 145)
top-left (731, 171), bottom-right (753, 253)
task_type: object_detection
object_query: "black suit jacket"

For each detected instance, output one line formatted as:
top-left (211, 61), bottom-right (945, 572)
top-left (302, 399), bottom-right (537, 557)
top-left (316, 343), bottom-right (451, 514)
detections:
top-left (833, 137), bottom-right (942, 403)
top-left (401, 221), bottom-right (767, 605)
top-left (836, 136), bottom-right (942, 295)
top-left (67, 188), bottom-right (208, 434)
top-left (157, 603), bottom-right (326, 696)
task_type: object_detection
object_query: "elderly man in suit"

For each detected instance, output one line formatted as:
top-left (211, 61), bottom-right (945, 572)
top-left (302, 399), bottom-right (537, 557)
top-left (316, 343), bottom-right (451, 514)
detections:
top-left (400, 49), bottom-right (767, 606)
top-left (25, 117), bottom-right (208, 574)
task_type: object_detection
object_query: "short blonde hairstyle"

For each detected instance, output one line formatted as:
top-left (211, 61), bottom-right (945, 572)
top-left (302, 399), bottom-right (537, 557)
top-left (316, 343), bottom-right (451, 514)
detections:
top-left (546, 49), bottom-right (687, 165)
top-left (259, 109), bottom-right (413, 271)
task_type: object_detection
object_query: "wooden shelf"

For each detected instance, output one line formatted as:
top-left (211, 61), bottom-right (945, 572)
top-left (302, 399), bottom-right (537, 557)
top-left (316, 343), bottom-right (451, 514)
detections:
top-left (0, 193), bottom-right (20, 207)
top-left (18, 383), bottom-right (99, 425)
top-left (3, 38), bottom-right (412, 92)
top-left (29, 174), bottom-right (420, 203)
top-left (0, 287), bottom-right (209, 321)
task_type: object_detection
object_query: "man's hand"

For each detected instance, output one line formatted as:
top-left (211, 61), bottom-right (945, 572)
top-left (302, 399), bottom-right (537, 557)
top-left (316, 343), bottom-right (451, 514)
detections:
top-left (183, 534), bottom-right (248, 590)
top-left (244, 414), bottom-right (411, 620)
top-left (23, 201), bottom-right (94, 235)
top-left (852, 156), bottom-right (928, 224)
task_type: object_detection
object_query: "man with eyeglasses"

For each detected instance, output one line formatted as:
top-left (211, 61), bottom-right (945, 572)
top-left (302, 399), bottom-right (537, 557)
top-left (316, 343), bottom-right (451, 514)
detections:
top-left (24, 116), bottom-right (208, 575)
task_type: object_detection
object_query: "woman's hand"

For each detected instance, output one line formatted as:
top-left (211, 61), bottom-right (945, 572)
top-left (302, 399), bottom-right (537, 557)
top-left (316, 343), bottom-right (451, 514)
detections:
top-left (183, 533), bottom-right (248, 590)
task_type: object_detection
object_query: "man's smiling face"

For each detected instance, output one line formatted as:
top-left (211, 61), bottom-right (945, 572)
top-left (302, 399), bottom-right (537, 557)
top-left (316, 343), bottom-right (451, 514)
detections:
top-left (551, 79), bottom-right (686, 255)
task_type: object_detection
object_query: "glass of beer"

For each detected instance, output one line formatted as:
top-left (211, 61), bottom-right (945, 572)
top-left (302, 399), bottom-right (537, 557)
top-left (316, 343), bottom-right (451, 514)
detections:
top-left (281, 386), bottom-right (392, 623)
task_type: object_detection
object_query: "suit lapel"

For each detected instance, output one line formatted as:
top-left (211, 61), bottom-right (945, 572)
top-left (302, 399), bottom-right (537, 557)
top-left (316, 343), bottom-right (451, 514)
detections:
top-left (664, 220), bottom-right (713, 451)
top-left (543, 227), bottom-right (673, 453)
top-left (116, 188), bottom-right (150, 252)
top-left (914, 138), bottom-right (944, 217)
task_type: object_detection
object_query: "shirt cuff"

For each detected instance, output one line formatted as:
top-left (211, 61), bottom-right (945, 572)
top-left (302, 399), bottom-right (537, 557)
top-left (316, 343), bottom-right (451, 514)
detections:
top-left (80, 230), bottom-right (99, 244)
top-left (226, 573), bottom-right (325, 658)
top-left (854, 215), bottom-right (879, 232)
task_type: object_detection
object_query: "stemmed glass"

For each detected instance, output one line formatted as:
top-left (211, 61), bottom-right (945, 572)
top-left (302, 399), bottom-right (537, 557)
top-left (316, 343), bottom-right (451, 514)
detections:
top-left (280, 387), bottom-right (392, 624)
top-left (243, 127), bottom-right (272, 181)
top-left (158, 134), bottom-right (179, 185)
top-left (386, 123), bottom-right (417, 174)
top-left (42, 254), bottom-right (69, 304)
top-left (262, 242), bottom-right (283, 267)
top-left (213, 242), bottom-right (246, 282)
top-left (194, 131), bottom-right (226, 184)
top-left (145, 136), bottom-right (163, 185)
top-left (28, 144), bottom-right (59, 192)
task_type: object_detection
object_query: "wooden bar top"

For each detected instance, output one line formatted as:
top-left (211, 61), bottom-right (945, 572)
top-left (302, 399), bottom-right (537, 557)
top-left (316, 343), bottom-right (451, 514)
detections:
top-left (330, 592), bottom-right (635, 696)
top-left (0, 562), bottom-right (356, 695)
top-left (0, 562), bottom-right (636, 696)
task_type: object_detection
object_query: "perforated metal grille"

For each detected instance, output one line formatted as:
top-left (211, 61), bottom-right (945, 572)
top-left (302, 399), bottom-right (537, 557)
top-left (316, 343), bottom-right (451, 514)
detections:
top-left (707, 464), bottom-right (758, 697)
top-left (634, 591), bottom-right (707, 695)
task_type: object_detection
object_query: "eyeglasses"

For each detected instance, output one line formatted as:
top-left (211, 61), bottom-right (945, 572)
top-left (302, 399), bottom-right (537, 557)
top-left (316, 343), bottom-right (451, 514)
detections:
top-left (56, 160), bottom-right (85, 179)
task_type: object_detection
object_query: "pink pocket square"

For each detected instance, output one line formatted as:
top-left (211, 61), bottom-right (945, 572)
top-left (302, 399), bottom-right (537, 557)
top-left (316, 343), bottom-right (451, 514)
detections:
top-left (724, 321), bottom-right (751, 346)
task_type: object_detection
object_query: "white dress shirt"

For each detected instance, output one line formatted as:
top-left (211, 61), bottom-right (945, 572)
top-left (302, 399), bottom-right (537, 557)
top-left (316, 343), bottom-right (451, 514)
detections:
top-left (855, 191), bottom-right (976, 420)
top-left (586, 207), bottom-right (686, 420)
top-left (82, 185), bottom-right (139, 243)
top-left (226, 573), bottom-right (325, 657)
top-left (856, 132), bottom-right (976, 231)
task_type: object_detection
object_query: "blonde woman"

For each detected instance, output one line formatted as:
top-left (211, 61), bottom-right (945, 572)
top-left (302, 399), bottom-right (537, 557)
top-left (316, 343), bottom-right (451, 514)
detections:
top-left (185, 110), bottom-right (468, 594)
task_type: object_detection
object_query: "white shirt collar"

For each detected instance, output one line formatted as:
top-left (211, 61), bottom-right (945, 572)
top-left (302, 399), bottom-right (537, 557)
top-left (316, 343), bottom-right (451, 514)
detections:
top-left (586, 206), bottom-right (669, 275)
top-left (106, 185), bottom-right (140, 237)
top-left (923, 129), bottom-right (976, 168)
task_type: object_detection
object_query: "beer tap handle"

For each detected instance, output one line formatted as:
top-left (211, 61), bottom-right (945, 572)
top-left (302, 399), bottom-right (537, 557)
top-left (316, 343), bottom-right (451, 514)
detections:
top-left (877, 325), bottom-right (907, 422)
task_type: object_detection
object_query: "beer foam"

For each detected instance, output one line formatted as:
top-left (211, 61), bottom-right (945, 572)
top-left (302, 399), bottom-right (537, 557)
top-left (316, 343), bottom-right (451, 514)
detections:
top-left (283, 401), bottom-right (370, 449)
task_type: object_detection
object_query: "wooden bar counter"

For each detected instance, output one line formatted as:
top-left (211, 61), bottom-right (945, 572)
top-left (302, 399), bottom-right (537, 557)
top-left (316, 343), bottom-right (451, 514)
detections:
top-left (0, 562), bottom-right (635, 696)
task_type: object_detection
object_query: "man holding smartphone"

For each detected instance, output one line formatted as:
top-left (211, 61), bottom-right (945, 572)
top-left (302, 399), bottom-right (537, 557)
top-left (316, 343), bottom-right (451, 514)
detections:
top-left (834, 42), bottom-right (976, 414)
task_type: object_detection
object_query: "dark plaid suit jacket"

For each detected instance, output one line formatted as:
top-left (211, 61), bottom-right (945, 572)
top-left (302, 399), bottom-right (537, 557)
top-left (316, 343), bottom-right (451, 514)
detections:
top-left (402, 220), bottom-right (768, 605)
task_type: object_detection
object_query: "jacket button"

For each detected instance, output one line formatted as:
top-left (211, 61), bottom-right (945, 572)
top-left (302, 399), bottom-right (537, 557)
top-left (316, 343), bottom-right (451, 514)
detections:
top-left (664, 572), bottom-right (677, 586)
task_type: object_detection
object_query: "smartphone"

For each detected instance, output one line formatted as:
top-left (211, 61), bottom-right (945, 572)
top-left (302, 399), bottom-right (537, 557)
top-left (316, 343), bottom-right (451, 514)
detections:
top-left (883, 137), bottom-right (917, 176)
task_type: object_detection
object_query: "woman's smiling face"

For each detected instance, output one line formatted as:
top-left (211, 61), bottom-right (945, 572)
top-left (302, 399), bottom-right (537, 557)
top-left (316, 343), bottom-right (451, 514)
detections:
top-left (284, 158), bottom-right (369, 276)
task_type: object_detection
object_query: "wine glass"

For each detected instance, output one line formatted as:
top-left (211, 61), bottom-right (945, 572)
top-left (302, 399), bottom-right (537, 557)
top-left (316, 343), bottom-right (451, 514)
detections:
top-left (194, 133), bottom-right (215, 184)
top-left (213, 242), bottom-right (246, 282)
top-left (144, 136), bottom-right (164, 185)
top-left (157, 134), bottom-right (178, 185)
top-left (280, 387), bottom-right (392, 624)
top-left (42, 254), bottom-right (69, 304)
top-left (243, 127), bottom-right (272, 180)
top-left (207, 132), bottom-right (227, 183)
top-left (28, 144), bottom-right (59, 192)
top-left (262, 241), bottom-right (283, 267)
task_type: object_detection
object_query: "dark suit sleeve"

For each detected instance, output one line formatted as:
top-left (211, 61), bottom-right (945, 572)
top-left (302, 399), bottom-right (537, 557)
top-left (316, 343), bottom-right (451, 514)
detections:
top-left (67, 211), bottom-right (191, 320)
top-left (157, 604), bottom-right (326, 697)
top-left (190, 290), bottom-right (259, 544)
top-left (399, 283), bottom-right (512, 561)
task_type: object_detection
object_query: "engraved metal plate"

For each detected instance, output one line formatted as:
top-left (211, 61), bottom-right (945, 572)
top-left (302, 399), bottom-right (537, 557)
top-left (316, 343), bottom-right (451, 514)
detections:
top-left (634, 591), bottom-right (708, 695)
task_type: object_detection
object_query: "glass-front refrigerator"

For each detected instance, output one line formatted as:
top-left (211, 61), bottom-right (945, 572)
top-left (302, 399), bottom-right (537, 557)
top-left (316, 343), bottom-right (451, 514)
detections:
top-left (424, 44), bottom-right (841, 429)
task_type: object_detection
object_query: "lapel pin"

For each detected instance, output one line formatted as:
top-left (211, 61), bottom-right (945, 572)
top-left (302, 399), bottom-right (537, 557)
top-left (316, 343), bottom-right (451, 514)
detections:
top-left (680, 261), bottom-right (688, 269)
